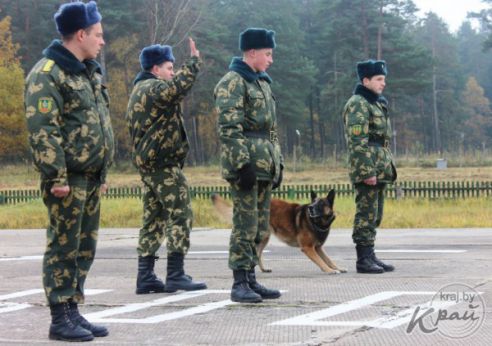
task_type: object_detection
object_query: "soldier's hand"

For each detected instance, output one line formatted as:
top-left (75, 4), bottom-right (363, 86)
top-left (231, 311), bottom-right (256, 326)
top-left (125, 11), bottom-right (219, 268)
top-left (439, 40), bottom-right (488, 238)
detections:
top-left (101, 183), bottom-right (108, 194)
top-left (363, 176), bottom-right (377, 186)
top-left (237, 163), bottom-right (256, 190)
top-left (50, 185), bottom-right (70, 198)
top-left (272, 165), bottom-right (283, 190)
top-left (189, 37), bottom-right (200, 58)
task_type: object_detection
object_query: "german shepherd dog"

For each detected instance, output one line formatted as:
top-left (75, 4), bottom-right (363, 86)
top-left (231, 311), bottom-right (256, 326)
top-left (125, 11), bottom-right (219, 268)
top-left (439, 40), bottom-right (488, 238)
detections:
top-left (211, 190), bottom-right (346, 274)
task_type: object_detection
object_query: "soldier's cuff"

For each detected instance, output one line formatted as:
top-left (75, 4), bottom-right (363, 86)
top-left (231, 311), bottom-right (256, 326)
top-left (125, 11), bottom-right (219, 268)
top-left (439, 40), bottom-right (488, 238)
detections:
top-left (359, 171), bottom-right (376, 181)
top-left (235, 160), bottom-right (251, 172)
top-left (51, 178), bottom-right (68, 188)
top-left (190, 55), bottom-right (201, 64)
top-left (99, 170), bottom-right (107, 184)
top-left (189, 56), bottom-right (202, 71)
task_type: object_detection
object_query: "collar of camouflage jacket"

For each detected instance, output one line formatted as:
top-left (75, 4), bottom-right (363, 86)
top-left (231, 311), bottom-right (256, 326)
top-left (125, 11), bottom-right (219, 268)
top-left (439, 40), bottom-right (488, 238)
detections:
top-left (43, 39), bottom-right (102, 76)
top-left (229, 57), bottom-right (272, 84)
top-left (354, 83), bottom-right (388, 105)
top-left (133, 71), bottom-right (156, 85)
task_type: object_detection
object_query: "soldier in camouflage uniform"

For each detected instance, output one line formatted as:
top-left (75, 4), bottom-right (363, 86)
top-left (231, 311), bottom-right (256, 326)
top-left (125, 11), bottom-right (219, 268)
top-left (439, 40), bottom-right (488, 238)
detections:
top-left (343, 60), bottom-right (397, 274)
top-left (127, 38), bottom-right (206, 295)
top-left (214, 28), bottom-right (283, 303)
top-left (24, 1), bottom-right (113, 341)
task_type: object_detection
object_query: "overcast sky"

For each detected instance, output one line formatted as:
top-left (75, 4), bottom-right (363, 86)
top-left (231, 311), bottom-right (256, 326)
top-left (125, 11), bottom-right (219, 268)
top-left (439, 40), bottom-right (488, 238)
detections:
top-left (412, 0), bottom-right (488, 32)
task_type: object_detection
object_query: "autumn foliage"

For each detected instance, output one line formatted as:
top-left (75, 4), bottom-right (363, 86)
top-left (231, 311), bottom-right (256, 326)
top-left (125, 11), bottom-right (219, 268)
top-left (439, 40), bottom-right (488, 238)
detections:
top-left (0, 16), bottom-right (27, 161)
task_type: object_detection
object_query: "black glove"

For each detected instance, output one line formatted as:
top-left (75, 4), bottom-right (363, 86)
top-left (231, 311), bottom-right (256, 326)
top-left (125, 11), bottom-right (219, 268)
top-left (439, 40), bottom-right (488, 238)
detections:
top-left (237, 163), bottom-right (256, 190)
top-left (272, 165), bottom-right (283, 190)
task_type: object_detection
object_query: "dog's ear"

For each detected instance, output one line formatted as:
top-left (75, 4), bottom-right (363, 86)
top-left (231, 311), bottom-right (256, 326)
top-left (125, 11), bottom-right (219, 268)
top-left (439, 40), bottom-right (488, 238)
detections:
top-left (327, 189), bottom-right (335, 206)
top-left (310, 190), bottom-right (317, 202)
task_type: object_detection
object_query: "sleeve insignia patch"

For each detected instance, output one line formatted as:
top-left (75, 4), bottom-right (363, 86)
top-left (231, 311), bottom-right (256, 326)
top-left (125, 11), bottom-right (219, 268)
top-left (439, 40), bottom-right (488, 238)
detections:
top-left (351, 125), bottom-right (362, 136)
top-left (38, 97), bottom-right (53, 114)
top-left (42, 59), bottom-right (55, 73)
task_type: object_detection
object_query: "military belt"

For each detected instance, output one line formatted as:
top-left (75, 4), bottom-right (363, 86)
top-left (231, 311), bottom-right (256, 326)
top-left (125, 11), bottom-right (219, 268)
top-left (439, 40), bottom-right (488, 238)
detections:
top-left (243, 130), bottom-right (275, 142)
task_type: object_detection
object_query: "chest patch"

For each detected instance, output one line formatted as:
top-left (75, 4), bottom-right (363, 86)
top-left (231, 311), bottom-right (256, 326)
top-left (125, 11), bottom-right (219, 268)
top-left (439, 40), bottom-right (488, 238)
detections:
top-left (351, 125), bottom-right (362, 136)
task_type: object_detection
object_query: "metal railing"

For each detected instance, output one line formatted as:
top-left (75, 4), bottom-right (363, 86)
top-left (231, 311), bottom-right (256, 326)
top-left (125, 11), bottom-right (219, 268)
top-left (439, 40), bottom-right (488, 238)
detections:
top-left (1, 181), bottom-right (491, 205)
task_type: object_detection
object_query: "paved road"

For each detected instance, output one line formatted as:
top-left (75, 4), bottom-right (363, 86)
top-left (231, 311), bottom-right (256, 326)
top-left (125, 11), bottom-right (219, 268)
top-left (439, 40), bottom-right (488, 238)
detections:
top-left (1, 227), bottom-right (491, 345)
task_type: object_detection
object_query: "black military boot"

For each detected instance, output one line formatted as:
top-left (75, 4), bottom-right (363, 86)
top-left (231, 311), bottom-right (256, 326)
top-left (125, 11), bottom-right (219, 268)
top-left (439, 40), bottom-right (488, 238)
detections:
top-left (69, 301), bottom-right (108, 337)
top-left (136, 255), bottom-right (166, 294)
top-left (248, 267), bottom-right (281, 299)
top-left (48, 303), bottom-right (94, 342)
top-left (356, 245), bottom-right (384, 274)
top-left (231, 270), bottom-right (262, 303)
top-left (370, 246), bottom-right (395, 272)
top-left (164, 252), bottom-right (207, 293)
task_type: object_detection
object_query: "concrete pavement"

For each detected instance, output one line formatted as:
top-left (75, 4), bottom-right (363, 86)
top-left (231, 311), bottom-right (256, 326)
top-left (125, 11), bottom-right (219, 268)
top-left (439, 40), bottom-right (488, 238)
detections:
top-left (1, 227), bottom-right (491, 345)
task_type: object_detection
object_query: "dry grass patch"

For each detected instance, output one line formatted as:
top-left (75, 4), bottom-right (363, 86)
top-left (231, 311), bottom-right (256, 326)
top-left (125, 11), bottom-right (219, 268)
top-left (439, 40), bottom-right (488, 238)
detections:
top-left (1, 196), bottom-right (491, 230)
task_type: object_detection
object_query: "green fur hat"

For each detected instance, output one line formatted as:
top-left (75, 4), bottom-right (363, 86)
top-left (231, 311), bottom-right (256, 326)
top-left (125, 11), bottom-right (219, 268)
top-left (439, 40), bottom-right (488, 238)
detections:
top-left (357, 60), bottom-right (387, 81)
top-left (239, 28), bottom-right (276, 51)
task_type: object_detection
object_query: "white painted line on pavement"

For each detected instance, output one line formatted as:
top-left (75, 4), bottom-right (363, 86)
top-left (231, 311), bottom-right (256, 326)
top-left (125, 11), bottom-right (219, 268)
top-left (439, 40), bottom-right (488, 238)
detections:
top-left (84, 290), bottom-right (229, 320)
top-left (272, 291), bottom-right (407, 326)
top-left (365, 300), bottom-right (456, 329)
top-left (0, 251), bottom-right (270, 260)
top-left (272, 290), bottom-right (481, 328)
top-left (376, 250), bottom-right (466, 253)
top-left (0, 288), bottom-right (112, 301)
top-left (271, 291), bottom-right (450, 328)
top-left (0, 288), bottom-right (113, 315)
top-left (188, 250), bottom-right (270, 254)
top-left (86, 290), bottom-right (290, 324)
top-left (0, 249), bottom-right (460, 261)
top-left (85, 289), bottom-right (114, 296)
top-left (0, 302), bottom-right (32, 314)
top-left (0, 289), bottom-right (43, 301)
top-left (0, 255), bottom-right (43, 261)
top-left (91, 299), bottom-right (236, 324)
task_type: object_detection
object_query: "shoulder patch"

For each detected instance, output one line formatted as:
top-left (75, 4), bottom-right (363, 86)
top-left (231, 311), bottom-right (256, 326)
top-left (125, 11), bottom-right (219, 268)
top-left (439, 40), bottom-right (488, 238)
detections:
top-left (38, 97), bottom-right (53, 114)
top-left (42, 59), bottom-right (55, 73)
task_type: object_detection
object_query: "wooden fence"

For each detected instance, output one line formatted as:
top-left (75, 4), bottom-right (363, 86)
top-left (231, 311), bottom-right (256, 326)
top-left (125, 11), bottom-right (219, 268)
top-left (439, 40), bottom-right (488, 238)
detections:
top-left (1, 181), bottom-right (491, 205)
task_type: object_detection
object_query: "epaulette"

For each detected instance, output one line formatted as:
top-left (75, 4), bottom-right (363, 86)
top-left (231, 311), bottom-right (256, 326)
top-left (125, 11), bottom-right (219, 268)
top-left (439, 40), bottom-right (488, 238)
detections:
top-left (42, 59), bottom-right (55, 73)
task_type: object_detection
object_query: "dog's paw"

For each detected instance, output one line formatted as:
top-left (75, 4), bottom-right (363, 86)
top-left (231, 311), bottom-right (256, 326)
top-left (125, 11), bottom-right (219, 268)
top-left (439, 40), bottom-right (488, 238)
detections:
top-left (260, 268), bottom-right (272, 273)
top-left (327, 270), bottom-right (341, 275)
top-left (338, 268), bottom-right (348, 273)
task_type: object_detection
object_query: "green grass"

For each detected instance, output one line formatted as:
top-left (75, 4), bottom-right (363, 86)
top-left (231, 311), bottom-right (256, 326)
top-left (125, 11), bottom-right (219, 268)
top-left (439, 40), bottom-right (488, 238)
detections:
top-left (1, 196), bottom-right (490, 230)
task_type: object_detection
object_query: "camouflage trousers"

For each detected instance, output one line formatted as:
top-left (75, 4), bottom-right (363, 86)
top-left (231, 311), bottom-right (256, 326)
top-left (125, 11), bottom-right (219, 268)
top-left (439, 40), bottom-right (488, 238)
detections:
top-left (137, 167), bottom-right (192, 257)
top-left (41, 173), bottom-right (102, 306)
top-left (352, 183), bottom-right (386, 246)
top-left (229, 180), bottom-right (272, 270)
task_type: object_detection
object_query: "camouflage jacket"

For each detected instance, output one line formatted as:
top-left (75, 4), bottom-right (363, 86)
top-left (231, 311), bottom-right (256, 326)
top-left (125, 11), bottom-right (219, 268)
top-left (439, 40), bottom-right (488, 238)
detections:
top-left (24, 40), bottom-right (114, 186)
top-left (343, 84), bottom-right (397, 184)
top-left (126, 56), bottom-right (201, 173)
top-left (214, 57), bottom-right (282, 182)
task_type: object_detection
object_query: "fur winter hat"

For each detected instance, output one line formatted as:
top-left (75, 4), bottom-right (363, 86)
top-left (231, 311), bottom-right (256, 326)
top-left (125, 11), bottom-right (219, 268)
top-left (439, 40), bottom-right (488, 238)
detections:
top-left (239, 28), bottom-right (276, 51)
top-left (54, 1), bottom-right (102, 36)
top-left (357, 60), bottom-right (387, 81)
top-left (139, 44), bottom-right (175, 70)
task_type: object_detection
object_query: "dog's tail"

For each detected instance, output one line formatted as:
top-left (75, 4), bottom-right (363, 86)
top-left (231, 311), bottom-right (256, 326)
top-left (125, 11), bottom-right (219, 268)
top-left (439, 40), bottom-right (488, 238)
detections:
top-left (210, 194), bottom-right (233, 225)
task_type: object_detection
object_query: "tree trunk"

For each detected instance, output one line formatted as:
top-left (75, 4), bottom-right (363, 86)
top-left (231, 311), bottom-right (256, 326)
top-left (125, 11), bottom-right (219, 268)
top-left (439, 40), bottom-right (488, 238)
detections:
top-left (309, 89), bottom-right (316, 158)
top-left (361, 1), bottom-right (369, 57)
top-left (377, 1), bottom-right (383, 59)
top-left (316, 87), bottom-right (325, 158)
top-left (431, 23), bottom-right (442, 154)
